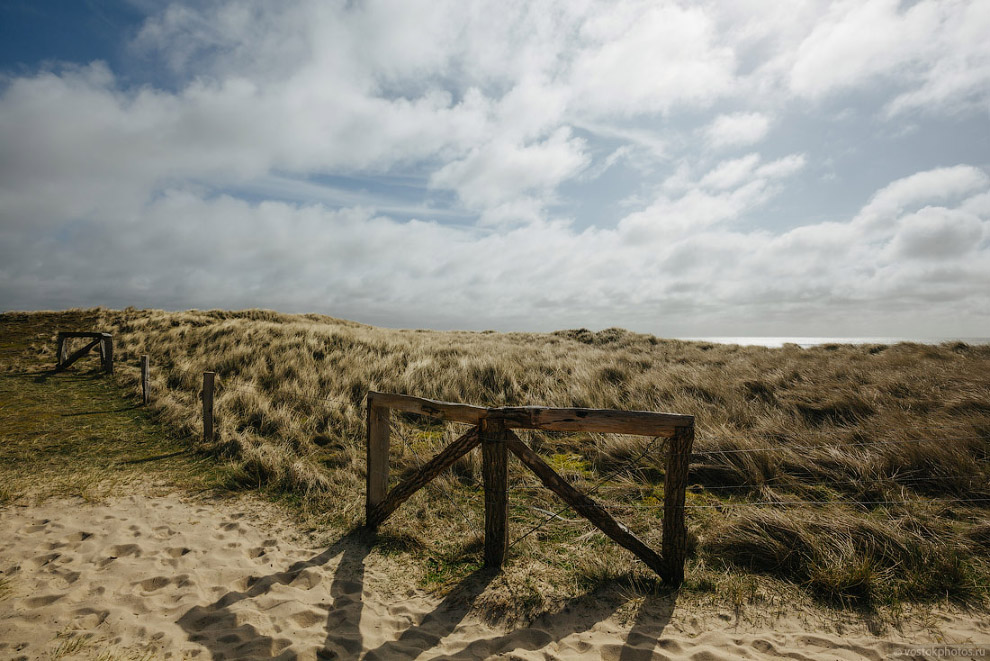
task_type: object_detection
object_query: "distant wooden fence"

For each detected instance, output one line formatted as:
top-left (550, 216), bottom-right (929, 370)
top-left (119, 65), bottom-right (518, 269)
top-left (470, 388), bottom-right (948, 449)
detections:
top-left (365, 392), bottom-right (695, 585)
top-left (55, 331), bottom-right (113, 374)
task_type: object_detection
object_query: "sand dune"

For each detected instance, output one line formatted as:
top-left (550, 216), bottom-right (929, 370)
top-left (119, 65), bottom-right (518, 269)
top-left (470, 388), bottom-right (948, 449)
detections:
top-left (1, 494), bottom-right (987, 660)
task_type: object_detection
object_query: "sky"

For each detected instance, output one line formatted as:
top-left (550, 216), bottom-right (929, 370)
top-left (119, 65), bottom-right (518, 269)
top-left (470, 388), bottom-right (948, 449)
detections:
top-left (1, 0), bottom-right (989, 337)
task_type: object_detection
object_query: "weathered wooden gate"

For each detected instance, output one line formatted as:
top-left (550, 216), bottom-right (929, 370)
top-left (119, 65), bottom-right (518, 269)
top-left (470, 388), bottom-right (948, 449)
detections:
top-left (365, 392), bottom-right (695, 585)
top-left (55, 331), bottom-right (114, 374)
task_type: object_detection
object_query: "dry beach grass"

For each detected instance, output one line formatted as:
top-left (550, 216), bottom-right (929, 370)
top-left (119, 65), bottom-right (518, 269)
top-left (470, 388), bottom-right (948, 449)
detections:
top-left (3, 307), bottom-right (989, 619)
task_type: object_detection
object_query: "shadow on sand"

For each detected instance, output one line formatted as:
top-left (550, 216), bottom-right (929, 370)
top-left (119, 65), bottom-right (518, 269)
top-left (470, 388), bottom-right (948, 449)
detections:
top-left (177, 528), bottom-right (676, 660)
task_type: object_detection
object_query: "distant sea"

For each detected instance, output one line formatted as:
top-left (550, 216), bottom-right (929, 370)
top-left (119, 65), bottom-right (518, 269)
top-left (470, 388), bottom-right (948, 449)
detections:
top-left (678, 337), bottom-right (990, 349)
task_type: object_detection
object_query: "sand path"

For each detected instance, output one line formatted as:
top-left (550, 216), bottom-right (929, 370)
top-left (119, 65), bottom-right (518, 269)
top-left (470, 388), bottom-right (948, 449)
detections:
top-left (2, 494), bottom-right (988, 660)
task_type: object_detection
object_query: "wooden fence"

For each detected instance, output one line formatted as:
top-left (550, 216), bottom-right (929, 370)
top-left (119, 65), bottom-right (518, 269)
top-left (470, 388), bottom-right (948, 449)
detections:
top-left (365, 391), bottom-right (695, 585)
top-left (55, 331), bottom-right (113, 374)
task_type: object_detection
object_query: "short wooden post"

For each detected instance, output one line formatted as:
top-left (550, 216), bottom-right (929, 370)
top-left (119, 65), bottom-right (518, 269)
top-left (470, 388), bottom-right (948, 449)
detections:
top-left (366, 396), bottom-right (391, 527)
top-left (56, 335), bottom-right (68, 368)
top-left (102, 334), bottom-right (113, 374)
top-left (202, 372), bottom-right (215, 444)
top-left (481, 417), bottom-right (508, 568)
top-left (141, 355), bottom-right (150, 405)
top-left (661, 423), bottom-right (694, 586)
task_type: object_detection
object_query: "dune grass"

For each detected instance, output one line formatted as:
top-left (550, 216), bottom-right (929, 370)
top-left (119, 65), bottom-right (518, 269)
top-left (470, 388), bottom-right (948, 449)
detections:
top-left (2, 307), bottom-right (988, 617)
top-left (0, 311), bottom-right (224, 504)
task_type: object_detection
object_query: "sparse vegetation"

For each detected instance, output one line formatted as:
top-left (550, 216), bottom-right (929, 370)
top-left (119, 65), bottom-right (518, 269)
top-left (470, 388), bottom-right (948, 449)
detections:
top-left (2, 307), bottom-right (988, 615)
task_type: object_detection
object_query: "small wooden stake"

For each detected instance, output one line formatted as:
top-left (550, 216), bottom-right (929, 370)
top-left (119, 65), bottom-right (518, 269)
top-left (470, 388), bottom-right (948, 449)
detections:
top-left (661, 424), bottom-right (694, 586)
top-left (141, 355), bottom-right (150, 405)
top-left (366, 398), bottom-right (391, 526)
top-left (482, 418), bottom-right (508, 568)
top-left (202, 372), bottom-right (215, 444)
top-left (56, 336), bottom-right (68, 368)
top-left (102, 335), bottom-right (113, 374)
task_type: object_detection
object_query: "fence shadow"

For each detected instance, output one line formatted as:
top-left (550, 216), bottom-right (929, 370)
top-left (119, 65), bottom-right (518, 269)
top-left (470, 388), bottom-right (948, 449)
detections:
top-left (176, 526), bottom-right (676, 660)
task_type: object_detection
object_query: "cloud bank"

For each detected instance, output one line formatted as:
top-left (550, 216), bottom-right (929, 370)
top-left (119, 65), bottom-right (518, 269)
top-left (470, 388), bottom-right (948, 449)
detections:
top-left (1, 0), bottom-right (988, 336)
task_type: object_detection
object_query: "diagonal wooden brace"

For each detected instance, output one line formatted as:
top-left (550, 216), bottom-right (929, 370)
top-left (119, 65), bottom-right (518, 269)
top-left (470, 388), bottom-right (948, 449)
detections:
top-left (55, 338), bottom-right (103, 372)
top-left (503, 430), bottom-right (667, 579)
top-left (367, 426), bottom-right (481, 529)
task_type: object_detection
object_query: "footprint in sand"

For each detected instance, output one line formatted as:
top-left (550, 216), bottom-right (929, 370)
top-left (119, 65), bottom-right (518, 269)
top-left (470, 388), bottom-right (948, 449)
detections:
top-left (23, 519), bottom-right (50, 534)
top-left (27, 553), bottom-right (60, 569)
top-left (110, 544), bottom-right (141, 558)
top-left (24, 594), bottom-right (63, 608)
top-left (289, 609), bottom-right (326, 628)
top-left (64, 531), bottom-right (93, 543)
top-left (289, 568), bottom-right (323, 590)
top-left (72, 607), bottom-right (110, 628)
top-left (165, 547), bottom-right (192, 558)
top-left (138, 576), bottom-right (171, 592)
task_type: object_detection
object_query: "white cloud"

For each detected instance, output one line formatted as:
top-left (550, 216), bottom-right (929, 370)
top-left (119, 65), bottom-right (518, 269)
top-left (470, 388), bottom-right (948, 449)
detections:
top-left (569, 2), bottom-right (736, 116)
top-left (705, 112), bottom-right (771, 148)
top-left (618, 152), bottom-right (806, 241)
top-left (787, 0), bottom-right (990, 114)
top-left (886, 207), bottom-right (986, 259)
top-left (3, 1), bottom-right (990, 335)
top-left (854, 165), bottom-right (990, 232)
top-left (428, 128), bottom-right (589, 221)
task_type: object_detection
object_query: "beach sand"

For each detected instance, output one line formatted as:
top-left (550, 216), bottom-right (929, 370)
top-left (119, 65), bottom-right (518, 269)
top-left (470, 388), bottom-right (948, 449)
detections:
top-left (2, 493), bottom-right (988, 660)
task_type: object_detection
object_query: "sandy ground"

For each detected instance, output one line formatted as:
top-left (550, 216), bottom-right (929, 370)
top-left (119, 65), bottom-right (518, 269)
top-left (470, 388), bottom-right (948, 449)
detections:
top-left (1, 494), bottom-right (988, 660)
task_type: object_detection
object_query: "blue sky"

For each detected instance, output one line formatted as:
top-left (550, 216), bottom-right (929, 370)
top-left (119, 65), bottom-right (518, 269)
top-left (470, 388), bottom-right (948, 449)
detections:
top-left (1, 0), bottom-right (989, 336)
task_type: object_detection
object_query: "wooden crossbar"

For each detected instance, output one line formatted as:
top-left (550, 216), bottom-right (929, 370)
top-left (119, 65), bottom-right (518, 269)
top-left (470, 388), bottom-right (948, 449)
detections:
top-left (367, 391), bottom-right (692, 437)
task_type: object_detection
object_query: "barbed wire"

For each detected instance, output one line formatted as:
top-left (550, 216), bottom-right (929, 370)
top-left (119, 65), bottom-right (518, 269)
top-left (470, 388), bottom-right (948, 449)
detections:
top-left (690, 435), bottom-right (990, 456)
top-left (506, 434), bottom-right (668, 551)
top-left (122, 356), bottom-right (990, 529)
top-left (594, 496), bottom-right (990, 510)
top-left (392, 422), bottom-right (476, 528)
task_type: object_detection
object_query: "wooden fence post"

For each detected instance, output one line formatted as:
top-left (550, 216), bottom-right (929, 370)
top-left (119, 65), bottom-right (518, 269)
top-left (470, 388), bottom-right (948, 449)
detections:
top-left (202, 372), bottom-right (215, 444)
top-left (101, 334), bottom-right (113, 374)
top-left (56, 335), bottom-right (68, 368)
top-left (661, 423), bottom-right (694, 586)
top-left (366, 395), bottom-right (391, 527)
top-left (141, 355), bottom-right (150, 405)
top-left (481, 417), bottom-right (508, 568)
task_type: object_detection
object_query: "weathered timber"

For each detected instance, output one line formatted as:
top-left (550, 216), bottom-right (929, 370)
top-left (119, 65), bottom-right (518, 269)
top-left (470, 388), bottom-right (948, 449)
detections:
top-left (367, 391), bottom-right (487, 425)
top-left (55, 332), bottom-right (113, 373)
top-left (101, 335), bottom-right (113, 374)
top-left (481, 418), bottom-right (508, 568)
top-left (57, 336), bottom-right (69, 366)
top-left (367, 427), bottom-right (481, 528)
top-left (661, 424), bottom-right (694, 586)
top-left (504, 430), bottom-right (666, 577)
top-left (367, 391), bottom-right (692, 437)
top-left (366, 401), bottom-right (391, 524)
top-left (55, 338), bottom-right (102, 372)
top-left (497, 407), bottom-right (692, 437)
top-left (202, 372), bottom-right (215, 444)
top-left (141, 355), bottom-right (150, 405)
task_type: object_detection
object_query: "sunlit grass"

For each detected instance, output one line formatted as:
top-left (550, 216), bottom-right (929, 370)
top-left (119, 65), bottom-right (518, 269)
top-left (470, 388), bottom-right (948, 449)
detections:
top-left (2, 307), bottom-right (988, 615)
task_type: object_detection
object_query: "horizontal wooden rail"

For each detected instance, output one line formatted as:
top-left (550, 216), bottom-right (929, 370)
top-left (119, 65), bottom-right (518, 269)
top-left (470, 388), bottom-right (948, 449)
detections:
top-left (496, 407), bottom-right (691, 437)
top-left (368, 391), bottom-right (486, 425)
top-left (367, 391), bottom-right (693, 437)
